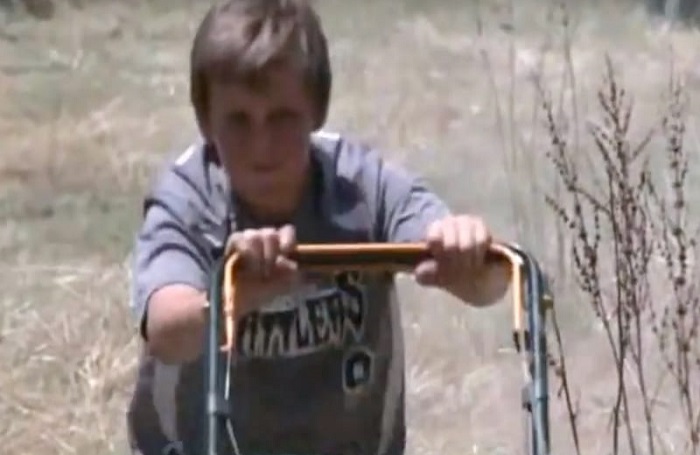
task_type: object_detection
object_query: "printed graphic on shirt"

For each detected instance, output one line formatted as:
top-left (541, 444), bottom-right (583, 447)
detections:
top-left (342, 346), bottom-right (375, 393)
top-left (236, 272), bottom-right (368, 359)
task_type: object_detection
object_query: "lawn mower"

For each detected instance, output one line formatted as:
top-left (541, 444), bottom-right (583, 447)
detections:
top-left (204, 242), bottom-right (553, 455)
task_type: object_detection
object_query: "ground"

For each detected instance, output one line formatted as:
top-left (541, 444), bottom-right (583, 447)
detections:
top-left (1, 0), bottom-right (700, 454)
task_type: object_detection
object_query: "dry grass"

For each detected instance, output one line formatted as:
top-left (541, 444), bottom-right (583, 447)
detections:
top-left (1, 0), bottom-right (700, 454)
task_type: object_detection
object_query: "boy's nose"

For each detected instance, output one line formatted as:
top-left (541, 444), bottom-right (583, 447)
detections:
top-left (247, 122), bottom-right (278, 166)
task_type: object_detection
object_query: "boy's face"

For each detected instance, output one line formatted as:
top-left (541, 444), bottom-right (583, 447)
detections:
top-left (204, 62), bottom-right (318, 222)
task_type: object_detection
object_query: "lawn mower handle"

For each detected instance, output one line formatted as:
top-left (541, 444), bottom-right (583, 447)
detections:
top-left (204, 241), bottom-right (552, 455)
top-left (287, 242), bottom-right (505, 269)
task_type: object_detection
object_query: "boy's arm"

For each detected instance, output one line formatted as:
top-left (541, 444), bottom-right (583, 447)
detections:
top-left (130, 178), bottom-right (212, 365)
top-left (376, 161), bottom-right (509, 306)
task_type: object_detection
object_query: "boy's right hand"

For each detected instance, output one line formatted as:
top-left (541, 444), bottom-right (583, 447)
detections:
top-left (224, 224), bottom-right (300, 316)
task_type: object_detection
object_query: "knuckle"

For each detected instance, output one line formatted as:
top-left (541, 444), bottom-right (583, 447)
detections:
top-left (225, 233), bottom-right (239, 249)
top-left (443, 236), bottom-right (459, 249)
top-left (279, 225), bottom-right (297, 244)
top-left (261, 230), bottom-right (280, 248)
top-left (242, 229), bottom-right (259, 241)
top-left (260, 227), bottom-right (276, 238)
top-left (239, 230), bottom-right (263, 253)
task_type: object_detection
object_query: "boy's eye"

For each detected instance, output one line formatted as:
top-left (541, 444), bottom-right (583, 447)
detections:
top-left (223, 109), bottom-right (301, 130)
top-left (269, 109), bottom-right (299, 124)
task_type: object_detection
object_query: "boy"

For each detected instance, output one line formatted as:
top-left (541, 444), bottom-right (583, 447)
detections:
top-left (126, 1), bottom-right (510, 454)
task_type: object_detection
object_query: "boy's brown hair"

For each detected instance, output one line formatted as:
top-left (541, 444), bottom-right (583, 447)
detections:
top-left (189, 0), bottom-right (332, 132)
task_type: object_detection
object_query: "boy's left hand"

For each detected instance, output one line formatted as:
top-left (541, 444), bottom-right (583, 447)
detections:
top-left (413, 214), bottom-right (493, 289)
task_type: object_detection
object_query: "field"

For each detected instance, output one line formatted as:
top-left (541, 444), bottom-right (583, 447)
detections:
top-left (2, 0), bottom-right (700, 454)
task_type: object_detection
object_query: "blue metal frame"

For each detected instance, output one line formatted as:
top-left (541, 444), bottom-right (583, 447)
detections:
top-left (508, 244), bottom-right (552, 455)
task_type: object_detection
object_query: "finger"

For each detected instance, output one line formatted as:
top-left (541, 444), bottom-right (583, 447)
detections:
top-left (259, 228), bottom-right (279, 279)
top-left (413, 259), bottom-right (440, 287)
top-left (441, 217), bottom-right (460, 258)
top-left (278, 224), bottom-right (297, 254)
top-left (455, 216), bottom-right (477, 269)
top-left (426, 220), bottom-right (443, 253)
top-left (225, 231), bottom-right (242, 257)
top-left (240, 229), bottom-right (264, 275)
top-left (460, 216), bottom-right (491, 267)
top-left (275, 255), bottom-right (299, 274)
top-left (472, 218), bottom-right (492, 267)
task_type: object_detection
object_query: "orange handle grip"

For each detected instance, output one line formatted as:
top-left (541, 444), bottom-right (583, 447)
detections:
top-left (285, 242), bottom-right (512, 271)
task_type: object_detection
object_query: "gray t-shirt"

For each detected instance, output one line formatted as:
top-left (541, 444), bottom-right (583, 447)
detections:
top-left (126, 131), bottom-right (451, 455)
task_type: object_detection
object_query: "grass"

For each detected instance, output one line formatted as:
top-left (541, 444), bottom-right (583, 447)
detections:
top-left (1, 0), bottom-right (700, 454)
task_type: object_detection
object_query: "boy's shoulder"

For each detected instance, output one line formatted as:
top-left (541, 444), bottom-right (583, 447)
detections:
top-left (141, 138), bottom-right (229, 228)
top-left (151, 138), bottom-right (222, 192)
top-left (311, 130), bottom-right (427, 194)
top-left (311, 129), bottom-right (419, 190)
top-left (311, 129), bottom-right (385, 172)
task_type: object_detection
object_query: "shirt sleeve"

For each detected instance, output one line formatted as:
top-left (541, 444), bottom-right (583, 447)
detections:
top-left (376, 161), bottom-right (451, 243)
top-left (129, 171), bottom-right (213, 340)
